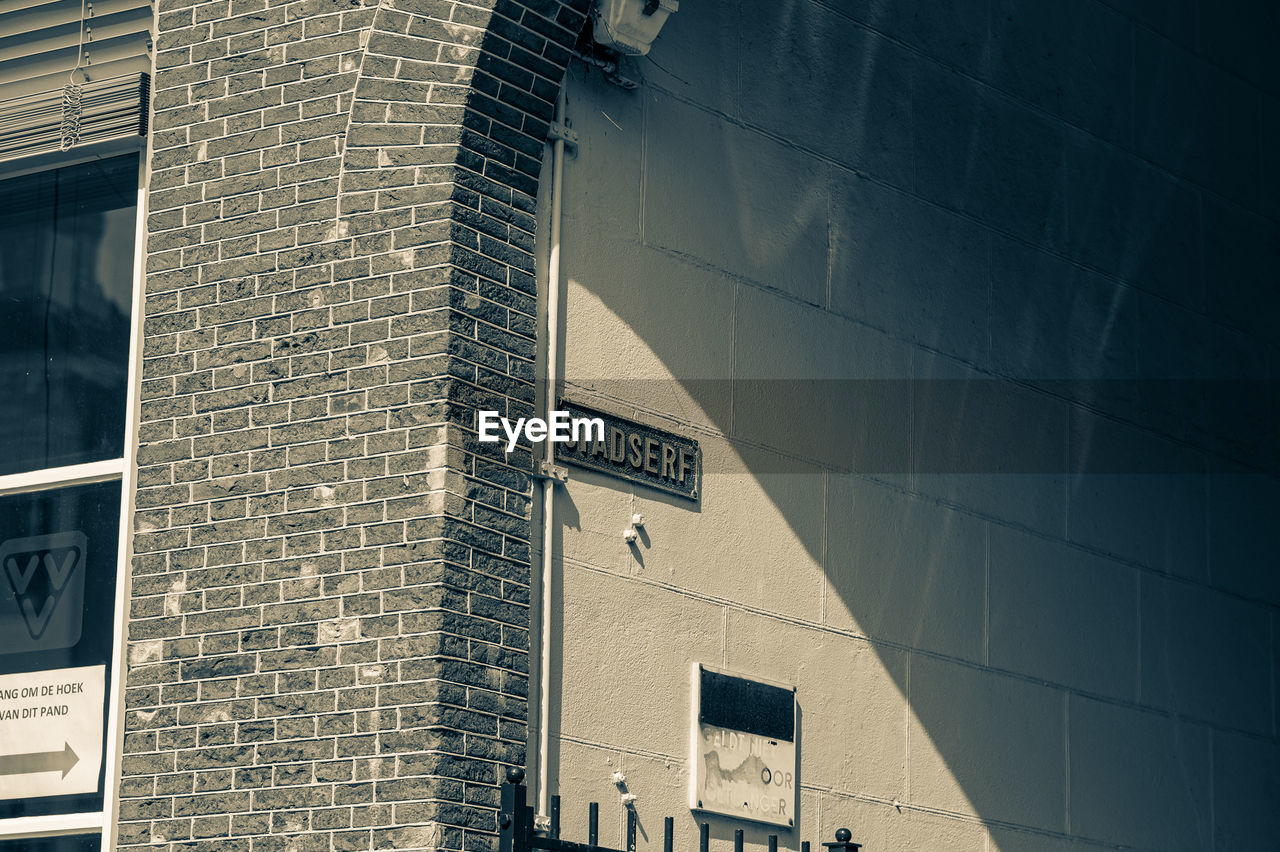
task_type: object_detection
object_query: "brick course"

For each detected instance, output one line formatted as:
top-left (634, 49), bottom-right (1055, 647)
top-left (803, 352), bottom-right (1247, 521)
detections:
top-left (122, 1), bottom-right (588, 849)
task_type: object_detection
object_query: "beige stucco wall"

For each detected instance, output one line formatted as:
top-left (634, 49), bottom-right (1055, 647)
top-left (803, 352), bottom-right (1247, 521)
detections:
top-left (538, 2), bottom-right (1278, 851)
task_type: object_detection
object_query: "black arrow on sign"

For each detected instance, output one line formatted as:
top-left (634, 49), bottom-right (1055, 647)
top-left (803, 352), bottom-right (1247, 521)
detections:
top-left (0, 743), bottom-right (78, 778)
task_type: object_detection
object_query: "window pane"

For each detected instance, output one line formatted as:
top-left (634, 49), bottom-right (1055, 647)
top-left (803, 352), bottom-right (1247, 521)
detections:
top-left (0, 835), bottom-right (99, 851)
top-left (0, 481), bottom-right (119, 820)
top-left (0, 155), bottom-right (138, 476)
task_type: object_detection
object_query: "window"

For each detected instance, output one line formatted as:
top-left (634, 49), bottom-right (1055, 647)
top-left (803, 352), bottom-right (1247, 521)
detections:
top-left (0, 153), bottom-right (142, 848)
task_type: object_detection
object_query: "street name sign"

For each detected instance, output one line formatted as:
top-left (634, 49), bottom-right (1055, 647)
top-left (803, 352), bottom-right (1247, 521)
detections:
top-left (554, 400), bottom-right (701, 501)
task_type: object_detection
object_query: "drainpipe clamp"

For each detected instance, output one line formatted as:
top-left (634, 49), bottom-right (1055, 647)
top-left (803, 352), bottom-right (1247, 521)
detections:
top-left (537, 461), bottom-right (569, 483)
top-left (548, 121), bottom-right (579, 154)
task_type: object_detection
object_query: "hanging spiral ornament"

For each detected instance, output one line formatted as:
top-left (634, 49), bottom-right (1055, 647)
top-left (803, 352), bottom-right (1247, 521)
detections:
top-left (60, 0), bottom-right (89, 151)
top-left (59, 82), bottom-right (83, 150)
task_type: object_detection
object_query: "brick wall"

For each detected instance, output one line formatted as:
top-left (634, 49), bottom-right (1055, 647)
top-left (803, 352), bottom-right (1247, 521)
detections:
top-left (121, 0), bottom-right (587, 849)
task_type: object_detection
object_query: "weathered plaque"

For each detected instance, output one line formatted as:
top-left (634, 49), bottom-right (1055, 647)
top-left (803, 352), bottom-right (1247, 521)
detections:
top-left (554, 400), bottom-right (700, 501)
top-left (690, 664), bottom-right (798, 828)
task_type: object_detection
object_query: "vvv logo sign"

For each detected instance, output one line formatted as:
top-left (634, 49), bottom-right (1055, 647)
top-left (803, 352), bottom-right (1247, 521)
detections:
top-left (0, 532), bottom-right (87, 651)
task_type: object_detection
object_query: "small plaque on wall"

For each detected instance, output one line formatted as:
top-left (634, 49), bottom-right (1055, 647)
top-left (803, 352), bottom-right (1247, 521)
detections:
top-left (690, 664), bottom-right (797, 827)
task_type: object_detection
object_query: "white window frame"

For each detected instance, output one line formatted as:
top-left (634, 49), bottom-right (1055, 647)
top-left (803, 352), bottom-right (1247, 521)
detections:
top-left (0, 141), bottom-right (148, 850)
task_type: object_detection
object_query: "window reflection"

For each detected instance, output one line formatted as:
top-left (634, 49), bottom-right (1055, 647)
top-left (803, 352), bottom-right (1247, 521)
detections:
top-left (0, 481), bottom-right (118, 820)
top-left (0, 482), bottom-right (118, 666)
top-left (0, 834), bottom-right (99, 851)
top-left (0, 155), bottom-right (138, 476)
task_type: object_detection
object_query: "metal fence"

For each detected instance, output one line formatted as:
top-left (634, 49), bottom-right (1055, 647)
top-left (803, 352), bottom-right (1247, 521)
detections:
top-left (498, 769), bottom-right (865, 852)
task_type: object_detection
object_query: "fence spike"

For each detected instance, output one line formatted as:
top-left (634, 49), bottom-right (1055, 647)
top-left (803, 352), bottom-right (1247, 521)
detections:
top-left (589, 802), bottom-right (599, 846)
top-left (664, 816), bottom-right (674, 852)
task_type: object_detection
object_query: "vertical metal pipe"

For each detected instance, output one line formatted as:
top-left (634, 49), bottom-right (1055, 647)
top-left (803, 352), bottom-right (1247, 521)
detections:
top-left (550, 795), bottom-right (561, 839)
top-left (733, 829), bottom-right (743, 852)
top-left (801, 842), bottom-right (810, 852)
top-left (536, 82), bottom-right (568, 821)
top-left (589, 802), bottom-right (599, 846)
top-left (768, 836), bottom-right (777, 852)
top-left (627, 807), bottom-right (637, 852)
top-left (664, 817), bottom-right (674, 852)
top-left (699, 824), bottom-right (710, 852)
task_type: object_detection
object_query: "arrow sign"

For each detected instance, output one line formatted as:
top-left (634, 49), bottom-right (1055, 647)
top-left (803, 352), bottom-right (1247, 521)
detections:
top-left (0, 666), bottom-right (103, 802)
top-left (0, 743), bottom-right (78, 778)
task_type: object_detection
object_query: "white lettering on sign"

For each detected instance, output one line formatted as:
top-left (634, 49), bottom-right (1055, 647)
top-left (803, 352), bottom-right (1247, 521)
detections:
top-left (693, 723), bottom-right (796, 827)
top-left (0, 665), bottom-right (105, 801)
top-left (477, 410), bottom-right (605, 453)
